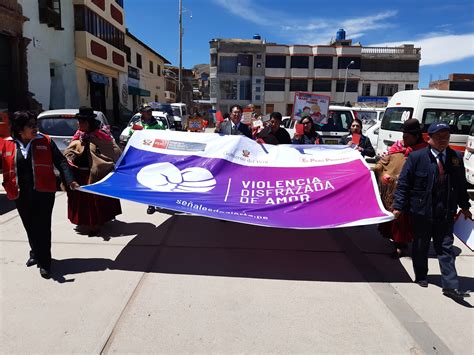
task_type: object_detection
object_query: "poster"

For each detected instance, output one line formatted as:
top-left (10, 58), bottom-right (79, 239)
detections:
top-left (293, 92), bottom-right (330, 126)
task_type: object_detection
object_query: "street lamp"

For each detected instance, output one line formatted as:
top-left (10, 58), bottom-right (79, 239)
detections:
top-left (342, 60), bottom-right (355, 105)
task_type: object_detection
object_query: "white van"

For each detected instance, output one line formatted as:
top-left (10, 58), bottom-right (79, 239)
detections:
top-left (171, 103), bottom-right (189, 131)
top-left (376, 90), bottom-right (474, 156)
top-left (463, 126), bottom-right (474, 190)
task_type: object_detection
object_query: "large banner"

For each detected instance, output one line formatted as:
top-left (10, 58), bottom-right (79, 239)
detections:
top-left (293, 92), bottom-right (330, 126)
top-left (80, 131), bottom-right (393, 229)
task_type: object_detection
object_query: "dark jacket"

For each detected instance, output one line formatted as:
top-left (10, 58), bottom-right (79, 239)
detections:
top-left (216, 120), bottom-right (252, 139)
top-left (392, 146), bottom-right (470, 220)
top-left (339, 134), bottom-right (375, 157)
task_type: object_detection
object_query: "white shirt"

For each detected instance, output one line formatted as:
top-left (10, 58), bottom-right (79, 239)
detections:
top-left (430, 148), bottom-right (446, 164)
top-left (14, 134), bottom-right (43, 159)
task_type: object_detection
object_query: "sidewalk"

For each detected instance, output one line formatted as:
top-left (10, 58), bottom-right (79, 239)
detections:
top-left (1, 189), bottom-right (473, 353)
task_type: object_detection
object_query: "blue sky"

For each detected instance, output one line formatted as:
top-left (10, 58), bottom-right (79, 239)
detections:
top-left (125, 0), bottom-right (474, 88)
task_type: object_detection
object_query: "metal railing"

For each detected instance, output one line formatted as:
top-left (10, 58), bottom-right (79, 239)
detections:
top-left (362, 47), bottom-right (421, 55)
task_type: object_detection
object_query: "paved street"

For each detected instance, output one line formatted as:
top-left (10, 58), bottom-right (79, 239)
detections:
top-left (1, 187), bottom-right (473, 354)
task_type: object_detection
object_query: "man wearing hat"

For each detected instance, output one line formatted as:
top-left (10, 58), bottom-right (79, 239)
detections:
top-left (127, 104), bottom-right (165, 215)
top-left (393, 122), bottom-right (472, 299)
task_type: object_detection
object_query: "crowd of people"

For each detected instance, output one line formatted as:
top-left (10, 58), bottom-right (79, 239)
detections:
top-left (0, 105), bottom-right (471, 300)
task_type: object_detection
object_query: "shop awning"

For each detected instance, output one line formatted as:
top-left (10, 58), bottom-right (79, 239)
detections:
top-left (128, 86), bottom-right (151, 97)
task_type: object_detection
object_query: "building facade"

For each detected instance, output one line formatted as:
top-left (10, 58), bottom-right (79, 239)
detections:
top-left (0, 0), bottom-right (32, 114)
top-left (210, 34), bottom-right (420, 115)
top-left (124, 30), bottom-right (170, 113)
top-left (429, 73), bottom-right (474, 91)
top-left (166, 66), bottom-right (194, 108)
top-left (209, 38), bottom-right (265, 114)
top-left (73, 0), bottom-right (127, 123)
top-left (20, 0), bottom-right (79, 111)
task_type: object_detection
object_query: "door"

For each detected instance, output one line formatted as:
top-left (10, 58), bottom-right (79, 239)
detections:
top-left (90, 82), bottom-right (106, 113)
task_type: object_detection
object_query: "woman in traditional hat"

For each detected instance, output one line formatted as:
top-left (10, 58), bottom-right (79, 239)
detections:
top-left (64, 107), bottom-right (122, 236)
top-left (1, 111), bottom-right (79, 278)
top-left (373, 118), bottom-right (428, 257)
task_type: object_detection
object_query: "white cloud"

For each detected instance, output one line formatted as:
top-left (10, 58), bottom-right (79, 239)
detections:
top-left (371, 33), bottom-right (474, 66)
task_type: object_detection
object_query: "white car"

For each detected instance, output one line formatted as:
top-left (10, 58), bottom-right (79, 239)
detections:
top-left (37, 109), bottom-right (110, 153)
top-left (119, 111), bottom-right (173, 145)
top-left (463, 127), bottom-right (474, 194)
top-left (365, 120), bottom-right (381, 162)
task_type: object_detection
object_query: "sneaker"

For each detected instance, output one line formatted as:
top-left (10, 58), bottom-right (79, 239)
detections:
top-left (442, 288), bottom-right (470, 299)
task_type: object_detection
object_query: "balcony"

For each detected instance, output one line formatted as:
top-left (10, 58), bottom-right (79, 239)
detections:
top-left (362, 46), bottom-right (421, 55)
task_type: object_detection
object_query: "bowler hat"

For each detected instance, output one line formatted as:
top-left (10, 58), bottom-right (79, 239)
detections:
top-left (428, 122), bottom-right (450, 135)
top-left (402, 119), bottom-right (421, 134)
top-left (76, 106), bottom-right (97, 119)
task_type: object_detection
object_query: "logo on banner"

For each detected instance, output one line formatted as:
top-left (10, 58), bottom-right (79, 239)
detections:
top-left (137, 162), bottom-right (216, 192)
top-left (242, 149), bottom-right (250, 158)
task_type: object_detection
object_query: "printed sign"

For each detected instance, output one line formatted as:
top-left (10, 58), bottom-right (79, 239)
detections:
top-left (293, 92), bottom-right (330, 126)
top-left (79, 131), bottom-right (393, 229)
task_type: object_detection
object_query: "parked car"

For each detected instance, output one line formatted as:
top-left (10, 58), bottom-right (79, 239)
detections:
top-left (148, 102), bottom-right (176, 129)
top-left (171, 103), bottom-right (189, 131)
top-left (37, 109), bottom-right (111, 153)
top-left (119, 111), bottom-right (173, 146)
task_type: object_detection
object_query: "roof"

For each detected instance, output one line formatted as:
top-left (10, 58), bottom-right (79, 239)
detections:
top-left (126, 29), bottom-right (171, 64)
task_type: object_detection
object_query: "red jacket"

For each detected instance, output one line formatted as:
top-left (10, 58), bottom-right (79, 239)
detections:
top-left (2, 135), bottom-right (57, 200)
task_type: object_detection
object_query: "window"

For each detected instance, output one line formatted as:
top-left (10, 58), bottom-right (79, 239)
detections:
top-left (210, 53), bottom-right (217, 67)
top-left (240, 79), bottom-right (251, 100)
top-left (136, 53), bottom-right (142, 69)
top-left (256, 54), bottom-right (262, 59)
top-left (124, 46), bottom-right (131, 63)
top-left (314, 56), bottom-right (333, 69)
top-left (238, 54), bottom-right (252, 67)
top-left (312, 80), bottom-right (332, 92)
top-left (219, 56), bottom-right (238, 73)
top-left (266, 55), bottom-right (286, 68)
top-left (336, 80), bottom-right (359, 92)
top-left (255, 95), bottom-right (261, 100)
top-left (422, 109), bottom-right (474, 135)
top-left (290, 79), bottom-right (307, 91)
top-left (155, 95), bottom-right (158, 102)
top-left (377, 83), bottom-right (398, 96)
top-left (219, 79), bottom-right (237, 100)
top-left (286, 104), bottom-right (293, 116)
top-left (149, 60), bottom-right (154, 73)
top-left (361, 59), bottom-right (419, 73)
top-left (381, 107), bottom-right (413, 131)
top-left (39, 0), bottom-right (62, 29)
top-left (290, 56), bottom-right (309, 68)
top-left (264, 79), bottom-right (285, 91)
top-left (157, 64), bottom-right (161, 76)
top-left (405, 84), bottom-right (414, 90)
top-left (256, 78), bottom-right (261, 84)
top-left (324, 110), bottom-right (353, 132)
top-left (362, 83), bottom-right (371, 96)
top-left (337, 57), bottom-right (361, 69)
top-left (74, 5), bottom-right (124, 51)
top-left (256, 86), bottom-right (261, 92)
top-left (266, 104), bottom-right (274, 114)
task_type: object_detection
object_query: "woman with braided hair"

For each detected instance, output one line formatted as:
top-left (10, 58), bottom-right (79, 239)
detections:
top-left (373, 119), bottom-right (428, 258)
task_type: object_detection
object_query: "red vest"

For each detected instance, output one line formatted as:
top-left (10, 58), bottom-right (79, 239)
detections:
top-left (2, 135), bottom-right (57, 200)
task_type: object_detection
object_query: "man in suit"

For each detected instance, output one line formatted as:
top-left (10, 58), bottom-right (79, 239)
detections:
top-left (215, 105), bottom-right (252, 139)
top-left (393, 122), bottom-right (472, 299)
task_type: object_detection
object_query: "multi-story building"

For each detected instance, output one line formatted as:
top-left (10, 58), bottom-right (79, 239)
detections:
top-left (209, 37), bottom-right (265, 114)
top-left (209, 31), bottom-right (421, 115)
top-left (429, 73), bottom-right (474, 91)
top-left (192, 63), bottom-right (210, 101)
top-left (20, 0), bottom-right (79, 111)
top-left (163, 68), bottom-right (177, 104)
top-left (73, 0), bottom-right (127, 123)
top-left (0, 0), bottom-right (32, 114)
top-left (166, 66), bottom-right (194, 108)
top-left (124, 29), bottom-right (170, 112)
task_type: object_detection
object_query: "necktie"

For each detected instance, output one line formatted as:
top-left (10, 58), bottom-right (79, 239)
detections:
top-left (436, 153), bottom-right (445, 183)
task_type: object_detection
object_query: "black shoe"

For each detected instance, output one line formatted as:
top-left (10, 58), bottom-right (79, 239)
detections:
top-left (416, 280), bottom-right (428, 288)
top-left (39, 267), bottom-right (51, 279)
top-left (26, 257), bottom-right (37, 267)
top-left (146, 206), bottom-right (156, 215)
top-left (442, 288), bottom-right (470, 299)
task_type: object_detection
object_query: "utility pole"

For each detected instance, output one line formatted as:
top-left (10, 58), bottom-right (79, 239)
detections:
top-left (178, 0), bottom-right (182, 103)
top-left (342, 60), bottom-right (355, 105)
